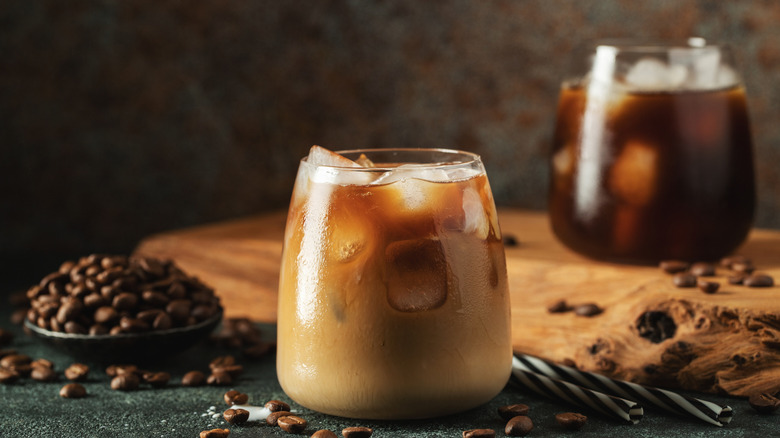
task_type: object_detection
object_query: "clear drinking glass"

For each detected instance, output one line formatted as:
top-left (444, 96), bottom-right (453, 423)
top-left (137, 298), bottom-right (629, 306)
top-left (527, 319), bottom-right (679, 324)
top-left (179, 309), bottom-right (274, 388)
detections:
top-left (277, 148), bottom-right (512, 419)
top-left (549, 38), bottom-right (756, 263)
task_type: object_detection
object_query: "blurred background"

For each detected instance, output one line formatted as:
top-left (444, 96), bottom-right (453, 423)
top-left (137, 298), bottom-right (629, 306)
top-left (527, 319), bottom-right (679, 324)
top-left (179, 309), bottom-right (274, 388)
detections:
top-left (3, 0), bottom-right (780, 284)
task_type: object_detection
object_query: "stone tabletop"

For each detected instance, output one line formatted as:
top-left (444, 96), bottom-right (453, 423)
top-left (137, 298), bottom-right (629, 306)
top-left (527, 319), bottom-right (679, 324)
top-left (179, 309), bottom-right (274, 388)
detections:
top-left (0, 295), bottom-right (775, 438)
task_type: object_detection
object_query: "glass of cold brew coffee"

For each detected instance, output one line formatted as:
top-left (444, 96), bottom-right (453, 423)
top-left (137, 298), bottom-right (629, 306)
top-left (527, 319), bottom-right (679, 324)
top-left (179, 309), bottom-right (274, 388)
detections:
top-left (549, 38), bottom-right (756, 263)
top-left (277, 146), bottom-right (512, 419)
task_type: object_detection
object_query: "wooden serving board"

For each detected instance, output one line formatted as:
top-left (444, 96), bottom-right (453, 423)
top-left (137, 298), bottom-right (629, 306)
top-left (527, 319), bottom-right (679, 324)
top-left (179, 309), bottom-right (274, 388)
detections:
top-left (133, 209), bottom-right (780, 397)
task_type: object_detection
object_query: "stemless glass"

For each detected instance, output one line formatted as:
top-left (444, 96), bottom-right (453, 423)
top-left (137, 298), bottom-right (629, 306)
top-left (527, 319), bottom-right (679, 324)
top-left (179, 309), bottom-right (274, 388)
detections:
top-left (549, 38), bottom-right (756, 263)
top-left (277, 148), bottom-right (512, 419)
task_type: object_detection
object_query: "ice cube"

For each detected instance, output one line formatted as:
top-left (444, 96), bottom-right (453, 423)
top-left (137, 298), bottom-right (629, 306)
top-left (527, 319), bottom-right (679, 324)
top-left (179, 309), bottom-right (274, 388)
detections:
top-left (307, 145), bottom-right (361, 167)
top-left (371, 164), bottom-right (450, 185)
top-left (385, 239), bottom-right (448, 312)
top-left (608, 141), bottom-right (658, 206)
top-left (329, 209), bottom-right (373, 264)
top-left (461, 187), bottom-right (489, 239)
top-left (625, 58), bottom-right (687, 90)
top-left (307, 145), bottom-right (376, 185)
top-left (355, 153), bottom-right (375, 167)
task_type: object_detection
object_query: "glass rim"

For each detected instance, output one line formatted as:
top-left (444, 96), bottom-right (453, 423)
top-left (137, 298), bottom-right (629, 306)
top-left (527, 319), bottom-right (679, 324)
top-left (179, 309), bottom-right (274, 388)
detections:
top-left (301, 147), bottom-right (482, 172)
top-left (591, 37), bottom-right (728, 52)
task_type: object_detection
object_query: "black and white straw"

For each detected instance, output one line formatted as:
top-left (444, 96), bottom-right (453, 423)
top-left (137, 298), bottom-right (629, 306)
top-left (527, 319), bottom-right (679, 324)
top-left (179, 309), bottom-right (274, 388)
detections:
top-left (511, 356), bottom-right (644, 424)
top-left (514, 353), bottom-right (733, 427)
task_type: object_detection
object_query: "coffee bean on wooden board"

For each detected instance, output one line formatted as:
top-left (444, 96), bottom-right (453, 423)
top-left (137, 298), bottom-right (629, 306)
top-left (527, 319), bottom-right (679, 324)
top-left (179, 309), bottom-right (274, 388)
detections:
top-left (744, 274), bottom-right (774, 288)
top-left (60, 383), bottom-right (87, 398)
top-left (689, 262), bottom-right (716, 277)
top-left (659, 260), bottom-right (689, 274)
top-left (547, 299), bottom-right (571, 313)
top-left (462, 429), bottom-right (494, 438)
top-left (556, 412), bottom-right (588, 430)
top-left (277, 415), bottom-right (307, 433)
top-left (697, 279), bottom-right (720, 294)
top-left (672, 273), bottom-right (697, 288)
top-left (199, 429), bottom-right (230, 438)
top-left (505, 416), bottom-right (533, 437)
top-left (498, 404), bottom-right (529, 421)
top-left (342, 427), bottom-right (373, 438)
top-left (574, 303), bottom-right (603, 317)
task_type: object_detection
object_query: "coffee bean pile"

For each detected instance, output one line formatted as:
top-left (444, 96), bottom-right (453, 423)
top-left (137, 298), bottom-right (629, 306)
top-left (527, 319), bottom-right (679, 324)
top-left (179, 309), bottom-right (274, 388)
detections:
top-left (660, 255), bottom-right (775, 294)
top-left (25, 254), bottom-right (222, 335)
top-left (547, 299), bottom-right (603, 317)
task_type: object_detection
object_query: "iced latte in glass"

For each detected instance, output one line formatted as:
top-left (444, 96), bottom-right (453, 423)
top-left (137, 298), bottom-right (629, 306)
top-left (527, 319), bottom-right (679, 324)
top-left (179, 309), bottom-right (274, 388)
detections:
top-left (277, 147), bottom-right (512, 419)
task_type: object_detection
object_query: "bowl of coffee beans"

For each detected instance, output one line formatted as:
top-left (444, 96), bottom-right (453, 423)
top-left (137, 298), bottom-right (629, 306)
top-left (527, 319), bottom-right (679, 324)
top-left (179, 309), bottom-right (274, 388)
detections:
top-left (23, 254), bottom-right (223, 363)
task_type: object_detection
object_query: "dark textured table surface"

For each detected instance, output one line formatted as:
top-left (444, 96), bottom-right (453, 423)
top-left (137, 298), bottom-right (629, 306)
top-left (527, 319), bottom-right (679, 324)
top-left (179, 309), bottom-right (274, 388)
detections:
top-left (0, 293), bottom-right (776, 438)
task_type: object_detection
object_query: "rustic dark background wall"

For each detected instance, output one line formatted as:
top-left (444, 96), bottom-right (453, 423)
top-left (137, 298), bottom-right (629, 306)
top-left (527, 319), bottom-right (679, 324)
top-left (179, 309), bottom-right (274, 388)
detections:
top-left (3, 0), bottom-right (780, 268)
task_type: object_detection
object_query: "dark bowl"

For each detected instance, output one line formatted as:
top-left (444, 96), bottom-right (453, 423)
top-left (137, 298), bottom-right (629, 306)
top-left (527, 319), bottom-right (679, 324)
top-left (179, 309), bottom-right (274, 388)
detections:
top-left (24, 308), bottom-right (223, 364)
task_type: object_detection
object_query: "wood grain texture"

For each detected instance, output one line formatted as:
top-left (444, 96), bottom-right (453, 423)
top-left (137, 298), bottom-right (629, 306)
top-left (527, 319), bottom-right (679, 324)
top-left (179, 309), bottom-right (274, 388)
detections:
top-left (133, 209), bottom-right (780, 396)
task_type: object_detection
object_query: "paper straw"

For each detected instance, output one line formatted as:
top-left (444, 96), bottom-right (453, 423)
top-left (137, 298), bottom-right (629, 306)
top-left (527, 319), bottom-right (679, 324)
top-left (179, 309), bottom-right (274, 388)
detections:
top-left (512, 357), bottom-right (644, 424)
top-left (514, 353), bottom-right (732, 427)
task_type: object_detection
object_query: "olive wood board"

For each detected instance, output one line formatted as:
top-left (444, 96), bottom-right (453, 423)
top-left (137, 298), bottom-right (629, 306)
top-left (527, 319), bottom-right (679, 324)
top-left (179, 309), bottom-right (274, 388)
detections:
top-left (133, 209), bottom-right (780, 397)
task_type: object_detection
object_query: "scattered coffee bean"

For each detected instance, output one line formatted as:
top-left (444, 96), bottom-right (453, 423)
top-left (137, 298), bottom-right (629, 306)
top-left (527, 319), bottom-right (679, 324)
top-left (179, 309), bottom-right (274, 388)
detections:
top-left (210, 355), bottom-right (236, 368)
top-left (64, 363), bottom-right (90, 381)
top-left (556, 412), bottom-right (588, 430)
top-left (689, 262), bottom-right (716, 277)
top-left (207, 370), bottom-right (232, 386)
top-left (728, 274), bottom-right (746, 285)
top-left (720, 255), bottom-right (751, 268)
top-left (199, 429), bottom-right (230, 438)
top-left (265, 399), bottom-right (291, 412)
top-left (574, 303), bottom-right (602, 317)
top-left (462, 429), bottom-right (494, 438)
top-left (498, 404), bottom-right (530, 421)
top-left (60, 383), bottom-right (87, 398)
top-left (64, 320), bottom-right (87, 334)
top-left (672, 273), bottom-right (697, 288)
top-left (111, 373), bottom-right (140, 391)
top-left (143, 371), bottom-right (170, 388)
top-left (547, 299), bottom-right (571, 313)
top-left (744, 274), bottom-right (774, 288)
top-left (31, 366), bottom-right (57, 382)
top-left (182, 370), bottom-right (206, 387)
top-left (697, 279), bottom-right (720, 294)
top-left (277, 415), bottom-right (307, 433)
top-left (31, 358), bottom-right (54, 370)
top-left (659, 260), bottom-right (689, 274)
top-left (505, 416), bottom-right (533, 436)
top-left (0, 329), bottom-right (13, 346)
top-left (224, 390), bottom-right (249, 406)
top-left (266, 411), bottom-right (295, 426)
top-left (502, 235), bottom-right (519, 247)
top-left (731, 262), bottom-right (755, 274)
top-left (748, 392), bottom-right (780, 414)
top-left (342, 427), bottom-right (373, 438)
top-left (0, 354), bottom-right (31, 369)
top-left (0, 367), bottom-right (20, 384)
top-left (311, 430), bottom-right (337, 438)
top-left (106, 364), bottom-right (139, 377)
top-left (223, 408), bottom-right (250, 425)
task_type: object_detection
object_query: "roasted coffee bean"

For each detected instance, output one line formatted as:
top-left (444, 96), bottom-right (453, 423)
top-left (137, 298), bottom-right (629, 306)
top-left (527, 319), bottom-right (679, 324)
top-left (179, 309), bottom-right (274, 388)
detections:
top-left (342, 427), bottom-right (373, 438)
top-left (698, 279), bottom-right (720, 294)
top-left (166, 299), bottom-right (192, 322)
top-left (505, 415), bottom-right (533, 436)
top-left (720, 255), bottom-right (751, 268)
top-left (266, 411), bottom-right (295, 426)
top-left (0, 367), bottom-right (20, 384)
top-left (64, 363), bottom-right (90, 381)
top-left (141, 290), bottom-right (169, 307)
top-left (223, 408), bottom-right (250, 425)
top-left (728, 274), bottom-right (746, 285)
top-left (192, 304), bottom-right (216, 321)
top-left (574, 303), bottom-right (602, 317)
top-left (278, 415), bottom-right (307, 433)
top-left (113, 292), bottom-right (138, 311)
top-left (199, 429), bottom-right (230, 438)
top-left (0, 354), bottom-right (31, 368)
top-left (748, 392), bottom-right (780, 414)
top-left (181, 370), bottom-right (206, 387)
top-left (265, 399), bottom-right (291, 412)
top-left (745, 274), bottom-right (774, 288)
top-left (143, 371), bottom-right (170, 388)
top-left (109, 325), bottom-right (123, 335)
top-left (153, 312), bottom-right (173, 330)
top-left (106, 364), bottom-right (139, 377)
top-left (689, 262), bottom-right (716, 277)
top-left (210, 355), bottom-right (236, 369)
top-left (462, 429), bottom-right (494, 438)
top-left (659, 260), bottom-right (689, 274)
top-left (167, 282), bottom-right (187, 299)
top-left (556, 412), bottom-right (588, 430)
top-left (224, 390), bottom-right (249, 406)
top-left (31, 358), bottom-right (54, 370)
top-left (83, 293), bottom-right (107, 309)
top-left (119, 317), bottom-right (150, 333)
top-left (31, 365), bottom-right (57, 382)
top-left (60, 383), bottom-right (87, 398)
top-left (89, 324), bottom-right (109, 335)
top-left (213, 364), bottom-right (244, 378)
top-left (136, 309), bottom-right (163, 323)
top-left (502, 235), bottom-right (519, 247)
top-left (207, 370), bottom-right (232, 386)
top-left (731, 262), bottom-right (755, 274)
top-left (111, 373), bottom-right (140, 391)
top-left (547, 299), bottom-right (571, 313)
top-left (498, 404), bottom-right (530, 421)
top-left (312, 430), bottom-right (337, 438)
top-left (672, 273), bottom-right (697, 288)
top-left (64, 320), bottom-right (87, 334)
top-left (0, 329), bottom-right (13, 346)
top-left (94, 306), bottom-right (119, 324)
